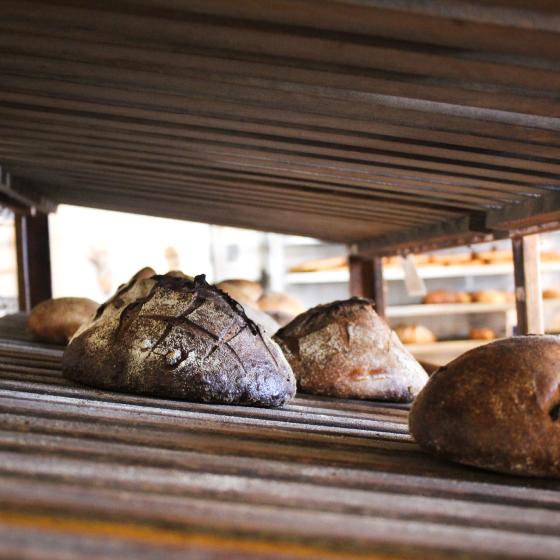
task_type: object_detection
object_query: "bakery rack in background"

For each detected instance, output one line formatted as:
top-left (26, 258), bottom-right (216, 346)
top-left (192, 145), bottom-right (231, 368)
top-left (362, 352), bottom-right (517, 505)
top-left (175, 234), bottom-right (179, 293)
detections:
top-left (2, 1), bottom-right (560, 557)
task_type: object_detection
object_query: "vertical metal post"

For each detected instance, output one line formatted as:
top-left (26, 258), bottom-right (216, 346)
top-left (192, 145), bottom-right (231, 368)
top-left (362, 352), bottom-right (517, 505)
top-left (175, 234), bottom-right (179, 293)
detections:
top-left (512, 234), bottom-right (544, 335)
top-left (15, 212), bottom-right (52, 312)
top-left (349, 255), bottom-right (386, 318)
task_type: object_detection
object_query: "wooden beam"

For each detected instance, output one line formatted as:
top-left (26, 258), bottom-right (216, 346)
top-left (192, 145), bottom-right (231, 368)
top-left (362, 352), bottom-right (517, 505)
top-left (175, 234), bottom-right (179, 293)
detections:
top-left (348, 255), bottom-right (386, 318)
top-left (486, 190), bottom-right (560, 235)
top-left (512, 234), bottom-right (544, 335)
top-left (15, 212), bottom-right (52, 312)
top-left (355, 215), bottom-right (502, 257)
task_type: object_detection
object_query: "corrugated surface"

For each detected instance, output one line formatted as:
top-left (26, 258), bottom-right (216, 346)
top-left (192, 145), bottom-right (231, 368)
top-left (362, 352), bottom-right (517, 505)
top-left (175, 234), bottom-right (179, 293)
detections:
top-left (0, 0), bottom-right (559, 244)
top-left (1, 328), bottom-right (560, 558)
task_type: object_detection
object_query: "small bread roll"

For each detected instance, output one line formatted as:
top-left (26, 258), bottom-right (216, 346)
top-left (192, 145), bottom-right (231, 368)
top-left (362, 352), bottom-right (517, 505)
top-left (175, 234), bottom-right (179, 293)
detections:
top-left (478, 249), bottom-right (512, 264)
top-left (394, 324), bottom-right (436, 344)
top-left (543, 288), bottom-right (560, 300)
top-left (471, 290), bottom-right (507, 304)
top-left (455, 291), bottom-right (472, 304)
top-left (258, 293), bottom-right (305, 316)
top-left (469, 327), bottom-right (496, 341)
top-left (423, 290), bottom-right (471, 305)
top-left (27, 297), bottom-right (99, 345)
top-left (541, 251), bottom-right (560, 263)
top-left (216, 279), bottom-right (263, 303)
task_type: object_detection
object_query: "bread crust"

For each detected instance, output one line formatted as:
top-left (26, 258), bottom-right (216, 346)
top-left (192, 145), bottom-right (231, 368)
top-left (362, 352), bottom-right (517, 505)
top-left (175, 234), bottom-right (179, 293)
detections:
top-left (27, 297), bottom-right (99, 345)
top-left (63, 274), bottom-right (296, 407)
top-left (274, 298), bottom-right (428, 402)
top-left (409, 336), bottom-right (560, 477)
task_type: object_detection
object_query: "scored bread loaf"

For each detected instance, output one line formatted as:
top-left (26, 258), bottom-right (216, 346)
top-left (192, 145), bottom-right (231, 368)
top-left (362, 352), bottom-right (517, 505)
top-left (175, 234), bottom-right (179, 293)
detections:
top-left (63, 273), bottom-right (296, 407)
top-left (274, 298), bottom-right (428, 402)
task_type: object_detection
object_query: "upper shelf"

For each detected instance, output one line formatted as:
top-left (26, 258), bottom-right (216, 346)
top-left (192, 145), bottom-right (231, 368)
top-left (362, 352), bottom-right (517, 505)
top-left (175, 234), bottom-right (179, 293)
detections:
top-left (287, 262), bottom-right (560, 284)
top-left (0, 1), bottom-right (559, 248)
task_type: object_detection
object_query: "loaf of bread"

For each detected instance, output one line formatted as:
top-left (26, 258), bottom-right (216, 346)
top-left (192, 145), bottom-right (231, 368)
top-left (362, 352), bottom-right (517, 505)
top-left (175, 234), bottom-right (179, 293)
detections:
top-left (478, 249), bottom-right (512, 264)
top-left (63, 273), bottom-right (296, 407)
top-left (543, 288), bottom-right (560, 300)
top-left (394, 324), bottom-right (436, 345)
top-left (27, 298), bottom-right (99, 345)
top-left (541, 251), bottom-right (560, 262)
top-left (258, 292), bottom-right (305, 316)
top-left (274, 298), bottom-right (428, 402)
top-left (216, 279), bottom-right (263, 304)
top-left (422, 290), bottom-right (471, 304)
top-left (469, 327), bottom-right (496, 341)
top-left (409, 336), bottom-right (560, 477)
top-left (471, 290), bottom-right (507, 304)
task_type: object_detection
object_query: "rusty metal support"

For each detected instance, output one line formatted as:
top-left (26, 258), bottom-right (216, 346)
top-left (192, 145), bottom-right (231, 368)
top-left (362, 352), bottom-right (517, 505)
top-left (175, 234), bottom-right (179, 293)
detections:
top-left (15, 212), bottom-right (52, 312)
top-left (512, 234), bottom-right (544, 335)
top-left (349, 255), bottom-right (386, 318)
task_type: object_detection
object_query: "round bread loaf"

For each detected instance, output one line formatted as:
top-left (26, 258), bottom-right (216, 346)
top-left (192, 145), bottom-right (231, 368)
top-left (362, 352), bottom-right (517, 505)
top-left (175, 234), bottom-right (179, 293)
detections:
top-left (472, 290), bottom-right (507, 304)
top-left (259, 292), bottom-right (305, 316)
top-left (216, 279), bottom-right (263, 303)
top-left (409, 336), bottom-right (560, 477)
top-left (63, 274), bottom-right (296, 407)
top-left (543, 288), bottom-right (560, 300)
top-left (469, 327), bottom-right (496, 341)
top-left (422, 290), bottom-right (470, 305)
top-left (27, 297), bottom-right (99, 345)
top-left (274, 298), bottom-right (428, 402)
top-left (394, 324), bottom-right (436, 345)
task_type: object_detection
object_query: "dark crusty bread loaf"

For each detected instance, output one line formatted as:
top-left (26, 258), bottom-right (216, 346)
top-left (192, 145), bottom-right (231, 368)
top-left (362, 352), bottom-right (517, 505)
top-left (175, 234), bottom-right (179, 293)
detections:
top-left (63, 273), bottom-right (296, 407)
top-left (409, 336), bottom-right (560, 477)
top-left (274, 298), bottom-right (428, 402)
top-left (27, 297), bottom-right (99, 345)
